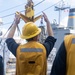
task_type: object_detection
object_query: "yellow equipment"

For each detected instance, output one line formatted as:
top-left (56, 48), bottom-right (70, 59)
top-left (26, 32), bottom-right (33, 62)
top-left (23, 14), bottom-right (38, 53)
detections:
top-left (20, 22), bottom-right (41, 39)
top-left (16, 0), bottom-right (42, 23)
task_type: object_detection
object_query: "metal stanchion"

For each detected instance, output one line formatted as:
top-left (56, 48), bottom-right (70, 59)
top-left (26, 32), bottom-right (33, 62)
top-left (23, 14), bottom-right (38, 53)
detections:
top-left (3, 43), bottom-right (6, 75)
top-left (0, 23), bottom-right (21, 75)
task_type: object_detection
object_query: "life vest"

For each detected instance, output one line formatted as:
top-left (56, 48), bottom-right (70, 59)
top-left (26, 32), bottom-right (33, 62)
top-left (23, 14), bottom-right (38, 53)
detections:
top-left (64, 34), bottom-right (75, 75)
top-left (16, 41), bottom-right (47, 75)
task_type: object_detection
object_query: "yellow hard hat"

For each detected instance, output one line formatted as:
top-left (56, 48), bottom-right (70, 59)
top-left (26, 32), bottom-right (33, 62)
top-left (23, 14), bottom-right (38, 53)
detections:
top-left (20, 22), bottom-right (41, 39)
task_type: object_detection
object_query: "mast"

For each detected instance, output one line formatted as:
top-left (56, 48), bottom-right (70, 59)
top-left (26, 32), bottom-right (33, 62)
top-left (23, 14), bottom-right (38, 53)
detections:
top-left (55, 0), bottom-right (70, 25)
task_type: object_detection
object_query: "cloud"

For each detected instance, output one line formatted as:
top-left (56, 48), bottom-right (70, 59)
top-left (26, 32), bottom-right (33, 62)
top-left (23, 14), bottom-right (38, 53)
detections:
top-left (65, 0), bottom-right (75, 8)
top-left (68, 0), bottom-right (75, 7)
top-left (12, 0), bottom-right (26, 5)
top-left (60, 16), bottom-right (68, 27)
top-left (0, 0), bottom-right (3, 6)
top-left (0, 28), bottom-right (7, 37)
top-left (0, 18), bottom-right (3, 25)
top-left (34, 0), bottom-right (42, 2)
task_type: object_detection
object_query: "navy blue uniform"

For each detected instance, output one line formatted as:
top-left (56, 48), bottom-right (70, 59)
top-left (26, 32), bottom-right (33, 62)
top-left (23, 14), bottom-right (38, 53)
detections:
top-left (50, 41), bottom-right (66, 75)
top-left (6, 36), bottom-right (56, 57)
top-left (0, 55), bottom-right (3, 75)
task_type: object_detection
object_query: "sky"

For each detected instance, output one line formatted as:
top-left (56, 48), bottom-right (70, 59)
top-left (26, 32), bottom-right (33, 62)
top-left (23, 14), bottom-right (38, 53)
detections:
top-left (0, 0), bottom-right (74, 37)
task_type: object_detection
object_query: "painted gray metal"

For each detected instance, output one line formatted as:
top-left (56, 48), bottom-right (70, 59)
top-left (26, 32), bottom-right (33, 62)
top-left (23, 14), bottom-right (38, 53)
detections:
top-left (68, 8), bottom-right (75, 29)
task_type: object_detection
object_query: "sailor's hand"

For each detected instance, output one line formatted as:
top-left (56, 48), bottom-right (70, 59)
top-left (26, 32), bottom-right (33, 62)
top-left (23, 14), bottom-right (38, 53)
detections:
top-left (42, 12), bottom-right (49, 23)
top-left (13, 12), bottom-right (20, 25)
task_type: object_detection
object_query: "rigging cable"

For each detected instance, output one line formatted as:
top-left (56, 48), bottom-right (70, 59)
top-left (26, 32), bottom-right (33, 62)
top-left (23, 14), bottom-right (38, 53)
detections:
top-left (0, 0), bottom-right (45, 18)
top-left (2, 1), bottom-right (61, 26)
top-left (0, 3), bottom-right (26, 13)
top-left (35, 1), bottom-right (61, 16)
top-left (34, 0), bottom-right (45, 7)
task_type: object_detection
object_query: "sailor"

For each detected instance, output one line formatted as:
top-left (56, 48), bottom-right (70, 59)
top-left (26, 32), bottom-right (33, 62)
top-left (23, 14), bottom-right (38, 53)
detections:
top-left (0, 55), bottom-right (3, 75)
top-left (6, 12), bottom-right (56, 75)
top-left (50, 34), bottom-right (75, 75)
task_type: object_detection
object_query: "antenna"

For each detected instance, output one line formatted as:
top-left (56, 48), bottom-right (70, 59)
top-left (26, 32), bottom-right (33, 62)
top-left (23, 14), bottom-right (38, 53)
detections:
top-left (54, 0), bottom-right (70, 25)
